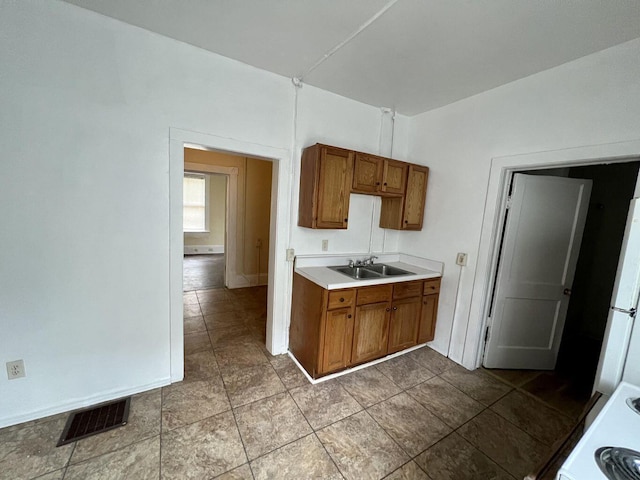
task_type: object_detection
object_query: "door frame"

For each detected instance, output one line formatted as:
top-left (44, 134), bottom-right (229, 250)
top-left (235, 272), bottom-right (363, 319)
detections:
top-left (169, 128), bottom-right (291, 382)
top-left (460, 140), bottom-right (640, 377)
top-left (184, 163), bottom-right (238, 288)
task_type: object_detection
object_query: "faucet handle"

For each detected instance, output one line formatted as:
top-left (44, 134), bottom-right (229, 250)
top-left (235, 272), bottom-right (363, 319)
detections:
top-left (370, 255), bottom-right (378, 264)
top-left (348, 259), bottom-right (355, 268)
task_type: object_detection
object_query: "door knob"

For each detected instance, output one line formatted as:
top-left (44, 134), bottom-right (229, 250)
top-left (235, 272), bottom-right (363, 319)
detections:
top-left (563, 288), bottom-right (572, 296)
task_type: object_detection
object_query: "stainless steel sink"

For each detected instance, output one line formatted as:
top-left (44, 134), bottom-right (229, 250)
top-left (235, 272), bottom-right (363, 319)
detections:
top-left (331, 266), bottom-right (381, 279)
top-left (363, 264), bottom-right (413, 276)
top-left (330, 263), bottom-right (414, 280)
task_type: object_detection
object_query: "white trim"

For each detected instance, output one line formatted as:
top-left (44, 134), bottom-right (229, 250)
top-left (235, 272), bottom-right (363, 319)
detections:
top-left (288, 342), bottom-right (430, 385)
top-left (461, 139), bottom-right (640, 376)
top-left (0, 377), bottom-right (171, 429)
top-left (184, 245), bottom-right (224, 255)
top-left (170, 128), bottom-right (291, 383)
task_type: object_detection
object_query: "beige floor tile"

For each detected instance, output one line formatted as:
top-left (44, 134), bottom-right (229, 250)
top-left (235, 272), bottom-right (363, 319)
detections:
top-left (183, 303), bottom-right (202, 318)
top-left (201, 299), bottom-right (241, 315)
top-left (214, 463), bottom-right (254, 479)
top-left (184, 350), bottom-right (220, 382)
top-left (205, 310), bottom-right (247, 330)
top-left (317, 411), bottom-right (409, 480)
top-left (235, 392), bottom-right (312, 460)
top-left (221, 364), bottom-right (285, 407)
top-left (384, 461), bottom-right (429, 480)
top-left (376, 355), bottom-right (436, 389)
top-left (209, 324), bottom-right (259, 348)
top-left (196, 288), bottom-right (230, 303)
top-left (483, 368), bottom-right (543, 387)
top-left (0, 416), bottom-right (74, 479)
top-left (161, 411), bottom-right (246, 480)
top-left (290, 380), bottom-right (362, 430)
top-left (457, 409), bottom-right (547, 479)
top-left (368, 393), bottom-right (451, 457)
top-left (183, 292), bottom-right (199, 305)
top-left (407, 347), bottom-right (457, 375)
top-left (184, 331), bottom-right (212, 355)
top-left (71, 389), bottom-right (161, 463)
top-left (215, 342), bottom-right (270, 373)
top-left (407, 376), bottom-right (484, 428)
top-left (439, 365), bottom-right (512, 406)
top-left (338, 367), bottom-right (402, 408)
top-left (251, 434), bottom-right (342, 480)
top-left (490, 390), bottom-right (575, 446)
top-left (65, 436), bottom-right (160, 480)
top-left (162, 378), bottom-right (230, 432)
top-left (184, 315), bottom-right (207, 334)
top-left (415, 433), bottom-right (513, 480)
top-left (271, 355), bottom-right (309, 390)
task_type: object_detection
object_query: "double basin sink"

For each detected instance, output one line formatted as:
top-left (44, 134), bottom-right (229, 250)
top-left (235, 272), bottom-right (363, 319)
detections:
top-left (330, 263), bottom-right (414, 280)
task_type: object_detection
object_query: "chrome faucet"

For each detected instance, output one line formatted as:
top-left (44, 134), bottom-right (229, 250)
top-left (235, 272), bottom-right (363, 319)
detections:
top-left (348, 259), bottom-right (355, 268)
top-left (364, 255), bottom-right (378, 266)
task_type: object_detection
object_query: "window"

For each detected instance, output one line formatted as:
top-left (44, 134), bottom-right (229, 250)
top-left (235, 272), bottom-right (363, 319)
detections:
top-left (183, 173), bottom-right (209, 232)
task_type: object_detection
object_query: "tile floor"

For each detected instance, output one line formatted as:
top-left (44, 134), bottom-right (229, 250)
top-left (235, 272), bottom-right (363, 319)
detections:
top-left (183, 254), bottom-right (225, 291)
top-left (0, 286), bottom-right (589, 480)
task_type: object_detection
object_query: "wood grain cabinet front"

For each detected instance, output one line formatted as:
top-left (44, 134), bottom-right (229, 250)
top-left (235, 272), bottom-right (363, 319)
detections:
top-left (298, 144), bottom-right (353, 229)
top-left (352, 153), bottom-right (407, 196)
top-left (289, 273), bottom-right (441, 379)
top-left (380, 165), bottom-right (429, 230)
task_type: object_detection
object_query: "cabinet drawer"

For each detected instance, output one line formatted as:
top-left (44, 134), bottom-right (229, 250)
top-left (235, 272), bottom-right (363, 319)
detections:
top-left (357, 285), bottom-right (392, 305)
top-left (423, 278), bottom-right (441, 295)
top-left (393, 281), bottom-right (423, 299)
top-left (328, 289), bottom-right (355, 309)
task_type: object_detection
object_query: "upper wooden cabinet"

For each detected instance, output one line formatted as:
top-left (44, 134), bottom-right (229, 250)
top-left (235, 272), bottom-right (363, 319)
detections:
top-left (379, 165), bottom-right (429, 230)
top-left (298, 144), bottom-right (354, 229)
top-left (352, 153), bottom-right (407, 196)
top-left (298, 143), bottom-right (428, 230)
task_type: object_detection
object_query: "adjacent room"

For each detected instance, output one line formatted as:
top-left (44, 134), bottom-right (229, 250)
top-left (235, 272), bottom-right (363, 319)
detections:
top-left (1, 1), bottom-right (639, 480)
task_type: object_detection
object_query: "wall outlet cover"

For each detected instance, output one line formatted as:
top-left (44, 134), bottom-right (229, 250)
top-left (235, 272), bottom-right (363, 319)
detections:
top-left (6, 360), bottom-right (25, 380)
top-left (456, 252), bottom-right (468, 266)
top-left (322, 239), bottom-right (329, 251)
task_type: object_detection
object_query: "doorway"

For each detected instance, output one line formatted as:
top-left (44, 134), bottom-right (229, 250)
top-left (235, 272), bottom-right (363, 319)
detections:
top-left (483, 161), bottom-right (640, 413)
top-left (169, 128), bottom-right (291, 383)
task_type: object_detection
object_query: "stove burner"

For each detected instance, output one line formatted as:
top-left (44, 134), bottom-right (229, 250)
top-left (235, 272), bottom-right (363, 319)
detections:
top-left (627, 397), bottom-right (640, 416)
top-left (595, 447), bottom-right (640, 480)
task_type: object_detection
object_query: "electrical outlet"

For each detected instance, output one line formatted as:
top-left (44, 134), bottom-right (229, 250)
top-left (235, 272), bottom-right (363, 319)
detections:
top-left (6, 360), bottom-right (25, 380)
top-left (286, 248), bottom-right (295, 262)
top-left (322, 239), bottom-right (329, 251)
top-left (456, 252), bottom-right (468, 266)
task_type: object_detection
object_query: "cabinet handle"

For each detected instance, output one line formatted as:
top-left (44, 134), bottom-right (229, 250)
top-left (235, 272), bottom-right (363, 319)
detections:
top-left (339, 297), bottom-right (345, 302)
top-left (383, 182), bottom-right (388, 186)
top-left (344, 218), bottom-right (348, 223)
top-left (376, 182), bottom-right (380, 185)
top-left (386, 307), bottom-right (390, 312)
top-left (347, 314), bottom-right (352, 318)
top-left (393, 306), bottom-right (398, 311)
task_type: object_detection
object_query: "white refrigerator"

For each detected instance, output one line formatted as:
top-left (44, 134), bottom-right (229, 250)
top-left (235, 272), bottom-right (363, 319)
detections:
top-left (595, 198), bottom-right (640, 392)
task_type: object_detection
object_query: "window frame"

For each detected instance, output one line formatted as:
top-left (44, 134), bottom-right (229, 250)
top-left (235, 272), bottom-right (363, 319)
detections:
top-left (183, 172), bottom-right (210, 233)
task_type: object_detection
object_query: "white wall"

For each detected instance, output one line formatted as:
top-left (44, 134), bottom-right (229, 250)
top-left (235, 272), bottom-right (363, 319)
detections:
top-left (404, 38), bottom-right (640, 365)
top-left (0, 0), bottom-right (409, 427)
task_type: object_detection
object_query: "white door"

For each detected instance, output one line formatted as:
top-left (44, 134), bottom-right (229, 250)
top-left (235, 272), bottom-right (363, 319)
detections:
top-left (484, 174), bottom-right (592, 369)
top-left (595, 198), bottom-right (640, 392)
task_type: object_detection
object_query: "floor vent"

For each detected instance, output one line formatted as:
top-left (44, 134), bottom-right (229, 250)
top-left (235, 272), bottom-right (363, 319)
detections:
top-left (57, 397), bottom-right (131, 446)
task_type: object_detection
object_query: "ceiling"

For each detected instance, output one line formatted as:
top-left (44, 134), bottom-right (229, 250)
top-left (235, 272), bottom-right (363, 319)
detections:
top-left (63, 0), bottom-right (640, 116)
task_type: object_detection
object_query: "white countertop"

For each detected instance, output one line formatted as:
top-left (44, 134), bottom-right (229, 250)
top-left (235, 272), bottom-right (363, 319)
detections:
top-left (294, 253), bottom-right (443, 290)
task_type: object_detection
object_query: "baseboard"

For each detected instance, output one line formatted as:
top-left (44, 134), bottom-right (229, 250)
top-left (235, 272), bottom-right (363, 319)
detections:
top-left (240, 273), bottom-right (268, 287)
top-left (0, 377), bottom-right (171, 429)
top-left (184, 245), bottom-right (224, 255)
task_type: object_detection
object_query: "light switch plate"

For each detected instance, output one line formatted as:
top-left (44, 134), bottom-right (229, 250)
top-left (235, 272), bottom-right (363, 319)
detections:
top-left (456, 252), bottom-right (467, 266)
top-left (322, 240), bottom-right (329, 251)
top-left (286, 248), bottom-right (295, 262)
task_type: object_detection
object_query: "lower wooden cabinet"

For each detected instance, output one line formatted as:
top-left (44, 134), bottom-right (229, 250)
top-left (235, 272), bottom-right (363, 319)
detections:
top-left (289, 273), bottom-right (442, 379)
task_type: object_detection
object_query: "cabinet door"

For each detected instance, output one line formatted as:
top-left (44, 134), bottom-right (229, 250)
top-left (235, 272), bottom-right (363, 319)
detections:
top-left (316, 146), bottom-right (354, 229)
top-left (388, 296), bottom-right (421, 353)
top-left (321, 307), bottom-right (355, 374)
top-left (403, 165), bottom-right (429, 230)
top-left (382, 160), bottom-right (408, 195)
top-left (352, 301), bottom-right (390, 364)
top-left (418, 293), bottom-right (439, 343)
top-left (352, 153), bottom-right (382, 193)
